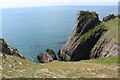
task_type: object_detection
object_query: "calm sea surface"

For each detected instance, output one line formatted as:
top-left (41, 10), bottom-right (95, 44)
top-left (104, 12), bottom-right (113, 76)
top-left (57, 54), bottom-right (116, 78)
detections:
top-left (2, 5), bottom-right (117, 62)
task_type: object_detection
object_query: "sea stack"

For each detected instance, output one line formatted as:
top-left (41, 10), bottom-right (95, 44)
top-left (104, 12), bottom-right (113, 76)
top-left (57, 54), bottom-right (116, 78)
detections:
top-left (37, 48), bottom-right (57, 63)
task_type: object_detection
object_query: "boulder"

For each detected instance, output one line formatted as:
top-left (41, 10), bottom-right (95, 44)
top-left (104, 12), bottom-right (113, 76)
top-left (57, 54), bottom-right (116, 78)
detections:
top-left (45, 48), bottom-right (57, 60)
top-left (37, 48), bottom-right (57, 63)
top-left (37, 53), bottom-right (46, 63)
top-left (103, 14), bottom-right (115, 22)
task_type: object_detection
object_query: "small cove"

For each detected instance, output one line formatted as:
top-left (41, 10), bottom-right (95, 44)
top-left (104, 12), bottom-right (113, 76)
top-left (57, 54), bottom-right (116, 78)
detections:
top-left (2, 5), bottom-right (117, 62)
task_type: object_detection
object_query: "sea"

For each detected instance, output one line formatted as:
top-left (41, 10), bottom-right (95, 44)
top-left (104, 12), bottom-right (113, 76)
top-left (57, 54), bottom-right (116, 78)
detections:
top-left (1, 5), bottom-right (118, 62)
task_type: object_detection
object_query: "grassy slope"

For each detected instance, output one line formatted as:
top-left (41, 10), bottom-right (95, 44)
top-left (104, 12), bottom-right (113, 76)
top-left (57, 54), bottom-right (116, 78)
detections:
top-left (2, 53), bottom-right (119, 78)
top-left (2, 18), bottom-right (119, 78)
top-left (102, 17), bottom-right (119, 42)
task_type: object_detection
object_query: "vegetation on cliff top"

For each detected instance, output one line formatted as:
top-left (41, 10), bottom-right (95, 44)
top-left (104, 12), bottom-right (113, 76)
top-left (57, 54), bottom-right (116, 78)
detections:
top-left (102, 17), bottom-right (119, 42)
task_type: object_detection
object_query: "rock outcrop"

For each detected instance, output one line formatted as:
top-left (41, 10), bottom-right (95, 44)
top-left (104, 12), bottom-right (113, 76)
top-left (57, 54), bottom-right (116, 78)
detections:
top-left (46, 48), bottom-right (57, 60)
top-left (58, 11), bottom-right (119, 61)
top-left (59, 11), bottom-right (103, 61)
top-left (37, 48), bottom-right (57, 63)
top-left (103, 14), bottom-right (115, 22)
top-left (0, 38), bottom-right (27, 59)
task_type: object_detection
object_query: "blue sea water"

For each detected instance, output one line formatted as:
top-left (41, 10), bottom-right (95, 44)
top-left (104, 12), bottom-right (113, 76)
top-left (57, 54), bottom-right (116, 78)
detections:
top-left (2, 5), bottom-right (117, 62)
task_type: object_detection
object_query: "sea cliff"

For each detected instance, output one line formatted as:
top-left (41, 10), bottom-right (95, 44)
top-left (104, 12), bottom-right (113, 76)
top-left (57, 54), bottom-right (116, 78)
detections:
top-left (1, 10), bottom-right (119, 78)
top-left (59, 11), bottom-right (119, 61)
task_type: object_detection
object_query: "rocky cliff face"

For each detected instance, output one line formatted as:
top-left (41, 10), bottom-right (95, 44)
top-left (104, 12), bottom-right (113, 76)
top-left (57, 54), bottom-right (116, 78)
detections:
top-left (0, 38), bottom-right (26, 59)
top-left (59, 11), bottom-right (119, 61)
top-left (90, 34), bottom-right (119, 58)
top-left (90, 16), bottom-right (119, 59)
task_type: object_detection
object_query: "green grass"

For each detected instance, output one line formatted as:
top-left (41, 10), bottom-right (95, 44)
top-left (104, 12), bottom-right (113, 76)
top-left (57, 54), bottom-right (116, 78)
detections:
top-left (2, 53), bottom-right (119, 78)
top-left (102, 18), bottom-right (119, 42)
top-left (81, 56), bottom-right (119, 64)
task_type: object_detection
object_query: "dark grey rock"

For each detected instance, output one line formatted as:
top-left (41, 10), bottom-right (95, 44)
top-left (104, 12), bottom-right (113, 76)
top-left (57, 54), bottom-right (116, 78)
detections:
top-left (37, 48), bottom-right (57, 63)
top-left (103, 14), bottom-right (115, 22)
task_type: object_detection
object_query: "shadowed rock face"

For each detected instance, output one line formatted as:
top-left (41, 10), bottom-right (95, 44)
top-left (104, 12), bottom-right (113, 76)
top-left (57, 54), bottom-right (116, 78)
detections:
top-left (58, 11), bottom-right (103, 61)
top-left (0, 38), bottom-right (27, 59)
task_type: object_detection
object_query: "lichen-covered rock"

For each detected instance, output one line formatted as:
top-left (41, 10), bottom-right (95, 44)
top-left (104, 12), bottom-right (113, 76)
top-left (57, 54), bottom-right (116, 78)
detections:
top-left (37, 48), bottom-right (57, 63)
top-left (0, 38), bottom-right (27, 59)
top-left (59, 11), bottom-right (106, 61)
